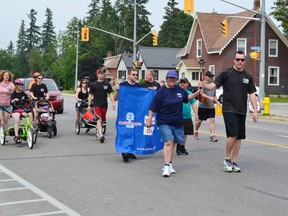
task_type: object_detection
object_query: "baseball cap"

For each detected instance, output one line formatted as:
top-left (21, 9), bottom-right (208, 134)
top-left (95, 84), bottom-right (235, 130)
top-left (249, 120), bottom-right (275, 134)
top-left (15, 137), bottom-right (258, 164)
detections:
top-left (205, 71), bottom-right (215, 77)
top-left (166, 70), bottom-right (178, 79)
top-left (179, 77), bottom-right (189, 83)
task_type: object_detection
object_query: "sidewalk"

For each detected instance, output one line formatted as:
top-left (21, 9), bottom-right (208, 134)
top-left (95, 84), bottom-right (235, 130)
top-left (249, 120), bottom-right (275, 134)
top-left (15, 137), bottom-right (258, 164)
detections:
top-left (261, 102), bottom-right (288, 120)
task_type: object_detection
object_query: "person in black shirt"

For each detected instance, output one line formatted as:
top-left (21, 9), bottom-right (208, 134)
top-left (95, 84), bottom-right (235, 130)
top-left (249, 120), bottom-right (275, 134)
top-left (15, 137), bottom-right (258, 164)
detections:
top-left (11, 78), bottom-right (33, 143)
top-left (29, 74), bottom-right (49, 124)
top-left (141, 69), bottom-right (160, 90)
top-left (200, 51), bottom-right (258, 173)
top-left (87, 67), bottom-right (116, 143)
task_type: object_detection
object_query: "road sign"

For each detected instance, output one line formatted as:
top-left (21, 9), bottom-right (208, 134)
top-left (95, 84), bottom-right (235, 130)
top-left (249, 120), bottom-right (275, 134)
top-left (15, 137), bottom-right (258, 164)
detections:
top-left (250, 46), bottom-right (260, 51)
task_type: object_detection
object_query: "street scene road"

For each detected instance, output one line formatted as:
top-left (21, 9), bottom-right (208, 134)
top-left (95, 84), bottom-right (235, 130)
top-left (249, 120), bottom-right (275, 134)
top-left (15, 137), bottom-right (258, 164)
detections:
top-left (1, 94), bottom-right (288, 216)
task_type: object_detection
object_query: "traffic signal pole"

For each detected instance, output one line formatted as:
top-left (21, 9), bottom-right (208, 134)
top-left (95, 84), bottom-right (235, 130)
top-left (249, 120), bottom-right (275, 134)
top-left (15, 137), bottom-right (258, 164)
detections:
top-left (220, 0), bottom-right (266, 105)
top-left (75, 30), bottom-right (79, 91)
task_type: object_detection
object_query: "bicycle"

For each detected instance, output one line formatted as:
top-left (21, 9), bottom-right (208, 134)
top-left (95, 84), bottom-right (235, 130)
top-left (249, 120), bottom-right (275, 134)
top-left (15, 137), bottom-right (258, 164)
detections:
top-left (0, 99), bottom-right (37, 149)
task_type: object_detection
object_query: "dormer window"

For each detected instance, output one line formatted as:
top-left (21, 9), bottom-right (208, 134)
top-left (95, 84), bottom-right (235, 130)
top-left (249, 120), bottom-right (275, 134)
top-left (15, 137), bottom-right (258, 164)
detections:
top-left (197, 39), bottom-right (202, 58)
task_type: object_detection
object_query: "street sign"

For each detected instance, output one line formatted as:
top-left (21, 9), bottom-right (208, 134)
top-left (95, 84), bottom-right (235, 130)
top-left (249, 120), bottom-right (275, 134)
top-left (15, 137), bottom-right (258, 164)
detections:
top-left (250, 46), bottom-right (260, 51)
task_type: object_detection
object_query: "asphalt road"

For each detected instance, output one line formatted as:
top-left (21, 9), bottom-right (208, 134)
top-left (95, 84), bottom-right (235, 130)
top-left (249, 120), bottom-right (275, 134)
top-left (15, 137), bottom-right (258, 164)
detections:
top-left (0, 94), bottom-right (287, 216)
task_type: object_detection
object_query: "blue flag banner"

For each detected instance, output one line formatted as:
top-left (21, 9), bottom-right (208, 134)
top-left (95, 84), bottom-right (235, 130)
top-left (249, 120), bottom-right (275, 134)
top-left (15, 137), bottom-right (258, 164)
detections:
top-left (115, 86), bottom-right (164, 155)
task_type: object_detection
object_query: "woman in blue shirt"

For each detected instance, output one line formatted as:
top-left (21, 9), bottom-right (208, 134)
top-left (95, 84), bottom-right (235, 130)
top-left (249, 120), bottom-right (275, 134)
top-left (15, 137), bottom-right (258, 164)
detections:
top-left (146, 70), bottom-right (199, 177)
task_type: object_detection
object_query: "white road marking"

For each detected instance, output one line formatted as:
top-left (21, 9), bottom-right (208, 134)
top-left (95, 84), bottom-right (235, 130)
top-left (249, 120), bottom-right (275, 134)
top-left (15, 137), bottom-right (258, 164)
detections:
top-left (0, 164), bottom-right (81, 216)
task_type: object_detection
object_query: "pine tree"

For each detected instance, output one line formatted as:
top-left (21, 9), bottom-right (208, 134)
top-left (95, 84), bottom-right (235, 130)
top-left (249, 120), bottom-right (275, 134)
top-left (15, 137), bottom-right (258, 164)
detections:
top-left (158, 0), bottom-right (193, 48)
top-left (41, 8), bottom-right (57, 53)
top-left (16, 20), bottom-right (29, 76)
top-left (26, 9), bottom-right (41, 52)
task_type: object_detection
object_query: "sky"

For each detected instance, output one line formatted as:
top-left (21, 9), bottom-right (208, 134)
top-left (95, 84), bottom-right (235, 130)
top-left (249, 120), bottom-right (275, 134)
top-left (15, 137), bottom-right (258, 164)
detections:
top-left (0, 0), bottom-right (278, 50)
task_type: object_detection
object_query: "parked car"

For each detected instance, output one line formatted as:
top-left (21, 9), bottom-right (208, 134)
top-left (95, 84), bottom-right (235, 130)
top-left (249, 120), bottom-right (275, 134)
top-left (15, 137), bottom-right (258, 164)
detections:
top-left (216, 85), bottom-right (259, 104)
top-left (24, 78), bottom-right (64, 113)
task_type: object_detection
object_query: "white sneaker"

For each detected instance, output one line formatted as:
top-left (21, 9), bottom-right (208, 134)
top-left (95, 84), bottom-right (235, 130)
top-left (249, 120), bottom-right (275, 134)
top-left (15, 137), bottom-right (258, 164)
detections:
top-left (223, 159), bottom-right (232, 172)
top-left (169, 163), bottom-right (176, 174)
top-left (162, 165), bottom-right (170, 177)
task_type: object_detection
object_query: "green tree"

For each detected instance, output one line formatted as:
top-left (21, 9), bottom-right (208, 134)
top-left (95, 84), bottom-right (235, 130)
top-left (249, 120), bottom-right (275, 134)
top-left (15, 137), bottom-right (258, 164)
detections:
top-left (270, 0), bottom-right (288, 38)
top-left (158, 0), bottom-right (193, 48)
top-left (26, 9), bottom-right (41, 51)
top-left (15, 20), bottom-right (29, 77)
top-left (0, 49), bottom-right (16, 73)
top-left (7, 41), bottom-right (14, 55)
top-left (41, 8), bottom-right (57, 52)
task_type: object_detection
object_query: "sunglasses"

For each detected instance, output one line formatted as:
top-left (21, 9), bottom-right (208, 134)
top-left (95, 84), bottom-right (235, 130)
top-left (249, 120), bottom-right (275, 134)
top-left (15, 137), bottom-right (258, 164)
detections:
top-left (131, 74), bottom-right (138, 76)
top-left (17, 84), bottom-right (24, 86)
top-left (82, 81), bottom-right (87, 84)
top-left (37, 77), bottom-right (43, 80)
top-left (235, 58), bottom-right (245, 62)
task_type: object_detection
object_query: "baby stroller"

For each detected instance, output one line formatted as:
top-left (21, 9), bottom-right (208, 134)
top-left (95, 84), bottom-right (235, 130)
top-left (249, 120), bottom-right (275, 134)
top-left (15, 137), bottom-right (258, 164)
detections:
top-left (36, 99), bottom-right (57, 138)
top-left (75, 99), bottom-right (103, 139)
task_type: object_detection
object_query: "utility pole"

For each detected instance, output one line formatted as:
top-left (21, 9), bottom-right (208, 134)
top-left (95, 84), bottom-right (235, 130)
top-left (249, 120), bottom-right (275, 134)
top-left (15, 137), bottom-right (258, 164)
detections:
top-left (75, 30), bottom-right (79, 92)
top-left (259, 0), bottom-right (266, 104)
top-left (133, 0), bottom-right (137, 65)
top-left (220, 0), bottom-right (266, 104)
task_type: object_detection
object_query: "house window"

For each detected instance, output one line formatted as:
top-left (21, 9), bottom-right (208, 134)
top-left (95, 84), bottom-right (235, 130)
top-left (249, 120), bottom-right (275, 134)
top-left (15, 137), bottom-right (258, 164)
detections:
top-left (118, 70), bottom-right (126, 80)
top-left (196, 39), bottom-right (202, 58)
top-left (141, 70), bottom-right (145, 80)
top-left (237, 38), bottom-right (247, 55)
top-left (192, 72), bottom-right (199, 81)
top-left (269, 39), bottom-right (278, 57)
top-left (268, 66), bottom-right (279, 86)
top-left (154, 70), bottom-right (159, 80)
top-left (208, 65), bottom-right (215, 74)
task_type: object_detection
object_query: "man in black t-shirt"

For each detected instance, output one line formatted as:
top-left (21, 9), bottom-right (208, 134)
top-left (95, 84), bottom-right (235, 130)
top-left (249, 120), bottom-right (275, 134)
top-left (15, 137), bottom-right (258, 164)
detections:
top-left (141, 69), bottom-right (160, 90)
top-left (199, 51), bottom-right (259, 173)
top-left (87, 67), bottom-right (116, 143)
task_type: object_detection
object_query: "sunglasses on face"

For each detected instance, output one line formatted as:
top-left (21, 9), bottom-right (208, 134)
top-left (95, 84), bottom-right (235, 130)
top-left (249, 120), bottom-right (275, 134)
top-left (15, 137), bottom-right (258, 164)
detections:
top-left (37, 78), bottom-right (43, 80)
top-left (17, 84), bottom-right (24, 86)
top-left (235, 58), bottom-right (245, 62)
top-left (131, 74), bottom-right (138, 76)
top-left (82, 82), bottom-right (87, 84)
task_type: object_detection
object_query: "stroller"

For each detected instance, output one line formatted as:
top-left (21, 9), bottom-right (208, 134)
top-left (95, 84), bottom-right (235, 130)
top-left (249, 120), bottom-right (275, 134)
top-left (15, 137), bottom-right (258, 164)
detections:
top-left (75, 99), bottom-right (106, 139)
top-left (36, 99), bottom-right (57, 138)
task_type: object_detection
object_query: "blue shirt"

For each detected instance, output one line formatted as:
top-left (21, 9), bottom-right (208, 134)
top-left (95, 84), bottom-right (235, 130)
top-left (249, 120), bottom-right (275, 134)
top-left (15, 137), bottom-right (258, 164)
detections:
top-left (149, 85), bottom-right (188, 128)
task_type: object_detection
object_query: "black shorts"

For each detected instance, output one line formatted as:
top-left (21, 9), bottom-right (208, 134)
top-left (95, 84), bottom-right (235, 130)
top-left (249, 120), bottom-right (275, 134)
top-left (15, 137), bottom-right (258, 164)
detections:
top-left (223, 112), bottom-right (246, 139)
top-left (198, 107), bottom-right (215, 121)
top-left (183, 119), bottom-right (194, 135)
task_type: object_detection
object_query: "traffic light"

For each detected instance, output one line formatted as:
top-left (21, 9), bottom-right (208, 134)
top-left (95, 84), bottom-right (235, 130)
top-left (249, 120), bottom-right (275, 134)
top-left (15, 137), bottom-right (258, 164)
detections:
top-left (151, 31), bottom-right (158, 46)
top-left (184, 0), bottom-right (194, 14)
top-left (81, 27), bottom-right (89, 42)
top-left (221, 19), bottom-right (228, 37)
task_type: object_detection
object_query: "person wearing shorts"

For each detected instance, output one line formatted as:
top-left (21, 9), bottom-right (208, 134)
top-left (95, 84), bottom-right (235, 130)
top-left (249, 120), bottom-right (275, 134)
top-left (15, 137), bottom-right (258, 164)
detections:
top-left (195, 71), bottom-right (221, 142)
top-left (200, 51), bottom-right (259, 172)
top-left (177, 77), bottom-right (198, 155)
top-left (87, 67), bottom-right (116, 143)
top-left (0, 70), bottom-right (15, 130)
top-left (146, 70), bottom-right (199, 177)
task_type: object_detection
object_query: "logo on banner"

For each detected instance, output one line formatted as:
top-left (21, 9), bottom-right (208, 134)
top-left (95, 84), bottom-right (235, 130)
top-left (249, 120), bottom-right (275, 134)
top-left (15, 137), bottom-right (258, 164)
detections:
top-left (118, 112), bottom-right (142, 128)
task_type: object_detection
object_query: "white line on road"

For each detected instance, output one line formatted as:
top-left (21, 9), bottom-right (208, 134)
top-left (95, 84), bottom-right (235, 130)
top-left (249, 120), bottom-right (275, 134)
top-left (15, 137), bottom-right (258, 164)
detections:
top-left (0, 164), bottom-right (81, 216)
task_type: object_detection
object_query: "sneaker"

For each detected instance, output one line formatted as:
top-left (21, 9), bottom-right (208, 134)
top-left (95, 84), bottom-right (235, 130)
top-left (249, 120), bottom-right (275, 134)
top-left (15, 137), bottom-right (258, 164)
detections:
top-left (210, 135), bottom-right (218, 142)
top-left (122, 153), bottom-right (130, 163)
top-left (223, 159), bottom-right (232, 172)
top-left (128, 153), bottom-right (137, 159)
top-left (181, 146), bottom-right (189, 155)
top-left (232, 162), bottom-right (241, 172)
top-left (194, 132), bottom-right (199, 140)
top-left (162, 165), bottom-right (170, 177)
top-left (169, 163), bottom-right (176, 174)
top-left (162, 163), bottom-right (176, 174)
top-left (99, 135), bottom-right (105, 143)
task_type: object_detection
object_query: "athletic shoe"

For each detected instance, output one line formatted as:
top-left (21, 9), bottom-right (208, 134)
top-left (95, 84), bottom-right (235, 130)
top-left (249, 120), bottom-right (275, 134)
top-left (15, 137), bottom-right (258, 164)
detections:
top-left (128, 153), bottom-right (137, 159)
top-left (122, 153), bottom-right (130, 163)
top-left (181, 146), bottom-right (189, 155)
top-left (99, 135), bottom-right (105, 143)
top-left (169, 163), bottom-right (176, 174)
top-left (162, 163), bottom-right (176, 174)
top-left (232, 162), bottom-right (241, 172)
top-left (210, 135), bottom-right (218, 142)
top-left (194, 132), bottom-right (199, 140)
top-left (162, 165), bottom-right (170, 177)
top-left (223, 159), bottom-right (232, 172)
